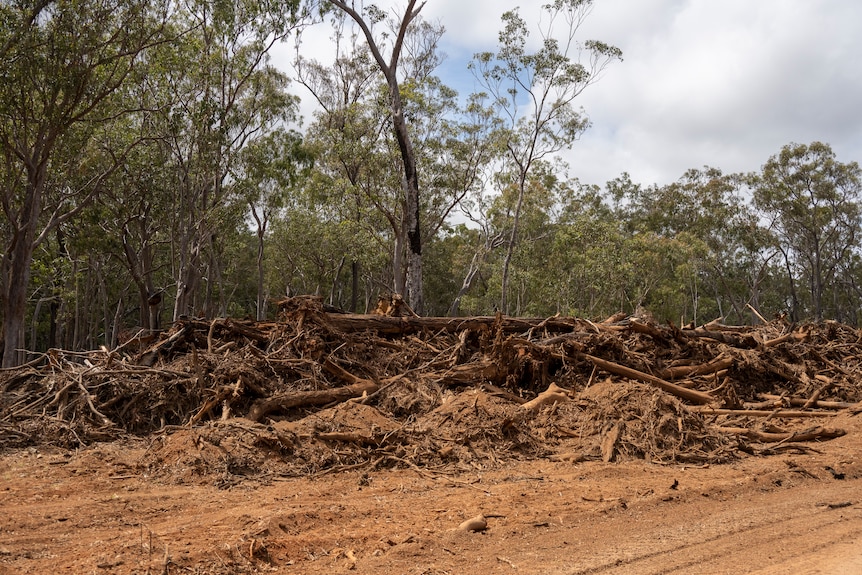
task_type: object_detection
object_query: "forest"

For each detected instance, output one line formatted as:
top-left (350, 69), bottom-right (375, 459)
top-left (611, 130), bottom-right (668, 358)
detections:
top-left (2, 0), bottom-right (861, 369)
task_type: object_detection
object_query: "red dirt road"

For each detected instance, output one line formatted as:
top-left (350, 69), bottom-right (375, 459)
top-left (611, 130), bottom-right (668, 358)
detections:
top-left (2, 413), bottom-right (862, 575)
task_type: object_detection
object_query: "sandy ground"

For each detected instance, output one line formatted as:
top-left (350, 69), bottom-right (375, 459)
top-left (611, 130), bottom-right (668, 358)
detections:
top-left (2, 412), bottom-right (862, 575)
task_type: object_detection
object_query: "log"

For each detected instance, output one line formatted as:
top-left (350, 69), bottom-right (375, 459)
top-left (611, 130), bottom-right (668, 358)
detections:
top-left (702, 320), bottom-right (755, 333)
top-left (324, 314), bottom-right (583, 335)
top-left (322, 358), bottom-right (371, 386)
top-left (678, 327), bottom-right (759, 348)
top-left (437, 360), bottom-right (507, 386)
top-left (627, 319), bottom-right (669, 341)
top-left (689, 406), bottom-right (837, 418)
top-left (756, 394), bottom-right (855, 410)
top-left (582, 354), bottom-right (715, 405)
top-left (247, 380), bottom-right (379, 422)
top-left (763, 330), bottom-right (808, 348)
top-left (657, 356), bottom-right (735, 380)
top-left (713, 426), bottom-right (845, 443)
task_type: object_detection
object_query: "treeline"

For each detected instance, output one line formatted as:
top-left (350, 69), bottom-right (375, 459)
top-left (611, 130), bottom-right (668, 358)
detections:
top-left (1, 0), bottom-right (861, 367)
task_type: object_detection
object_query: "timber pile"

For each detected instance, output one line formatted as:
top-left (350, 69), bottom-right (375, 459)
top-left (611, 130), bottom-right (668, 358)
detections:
top-left (1, 295), bottom-right (860, 482)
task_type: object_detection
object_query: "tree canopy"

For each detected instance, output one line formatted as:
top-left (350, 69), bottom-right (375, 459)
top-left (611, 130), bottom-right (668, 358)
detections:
top-left (1, 0), bottom-right (861, 367)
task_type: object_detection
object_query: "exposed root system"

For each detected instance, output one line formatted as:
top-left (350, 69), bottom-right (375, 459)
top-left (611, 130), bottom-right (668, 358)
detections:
top-left (2, 296), bottom-right (859, 482)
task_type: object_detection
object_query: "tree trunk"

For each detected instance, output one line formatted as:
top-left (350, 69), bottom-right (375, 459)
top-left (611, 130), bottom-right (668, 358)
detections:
top-left (350, 260), bottom-right (360, 313)
top-left (812, 242), bottom-right (823, 321)
top-left (449, 232), bottom-right (504, 316)
top-left (330, 255), bottom-right (345, 308)
top-left (500, 176), bottom-right (527, 315)
top-left (780, 246), bottom-right (800, 322)
top-left (29, 295), bottom-right (44, 355)
top-left (392, 96), bottom-right (422, 312)
top-left (449, 261), bottom-right (480, 317)
top-left (329, 0), bottom-right (425, 314)
top-left (48, 297), bottom-right (59, 349)
top-left (392, 220), bottom-right (406, 296)
top-left (111, 295), bottom-right (124, 349)
top-left (256, 226), bottom-right (266, 321)
top-left (3, 176), bottom-right (42, 367)
top-left (173, 237), bottom-right (202, 321)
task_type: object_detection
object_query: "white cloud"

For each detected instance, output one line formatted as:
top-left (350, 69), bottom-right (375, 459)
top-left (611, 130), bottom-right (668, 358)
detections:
top-left (569, 0), bottom-right (862, 185)
top-left (277, 0), bottom-right (862, 187)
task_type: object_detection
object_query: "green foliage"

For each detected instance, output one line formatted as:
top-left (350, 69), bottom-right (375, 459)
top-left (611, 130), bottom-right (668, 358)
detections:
top-left (753, 141), bottom-right (862, 321)
top-left (9, 0), bottom-right (862, 360)
top-left (470, 0), bottom-right (621, 313)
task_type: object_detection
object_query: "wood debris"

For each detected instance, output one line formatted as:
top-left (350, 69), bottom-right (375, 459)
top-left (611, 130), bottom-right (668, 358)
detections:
top-left (1, 296), bottom-right (859, 480)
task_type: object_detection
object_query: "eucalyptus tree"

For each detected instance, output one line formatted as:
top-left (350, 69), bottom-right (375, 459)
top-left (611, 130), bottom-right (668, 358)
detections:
top-left (315, 0), bottom-right (429, 313)
top-left (616, 168), bottom-right (778, 324)
top-left (234, 128), bottom-right (312, 320)
top-left (548, 182), bottom-right (626, 317)
top-left (146, 0), bottom-right (305, 321)
top-left (0, 0), bottom-right (53, 60)
top-left (296, 15), bottom-right (397, 309)
top-left (0, 0), bottom-right (170, 366)
top-left (96, 119), bottom-right (176, 335)
top-left (471, 0), bottom-right (621, 314)
top-left (469, 161), bottom-right (560, 316)
top-left (753, 142), bottom-right (862, 321)
top-left (298, 6), bottom-right (498, 313)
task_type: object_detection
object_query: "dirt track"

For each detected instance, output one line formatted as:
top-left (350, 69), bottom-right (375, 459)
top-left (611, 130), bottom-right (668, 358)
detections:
top-left (2, 411), bottom-right (861, 575)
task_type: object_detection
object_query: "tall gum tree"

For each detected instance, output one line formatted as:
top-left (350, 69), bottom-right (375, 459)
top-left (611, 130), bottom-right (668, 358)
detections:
top-left (298, 7), bottom-right (499, 313)
top-left (318, 0), bottom-right (427, 313)
top-left (471, 0), bottom-right (621, 314)
top-left (753, 141), bottom-right (862, 322)
top-left (149, 0), bottom-right (304, 321)
top-left (0, 0), bottom-right (169, 367)
top-left (296, 16), bottom-right (397, 309)
top-left (234, 128), bottom-right (312, 320)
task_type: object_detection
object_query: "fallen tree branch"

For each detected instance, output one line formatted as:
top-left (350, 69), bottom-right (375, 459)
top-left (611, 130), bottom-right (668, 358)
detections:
top-left (690, 406), bottom-right (837, 418)
top-left (679, 327), bottom-right (759, 348)
top-left (437, 359), bottom-right (507, 386)
top-left (247, 380), bottom-right (379, 422)
top-left (581, 353), bottom-right (715, 405)
top-left (713, 425), bottom-right (845, 443)
top-left (756, 394), bottom-right (855, 410)
top-left (657, 356), bottom-right (735, 381)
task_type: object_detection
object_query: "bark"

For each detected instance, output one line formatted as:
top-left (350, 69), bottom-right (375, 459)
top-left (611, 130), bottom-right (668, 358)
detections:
top-left (248, 380), bottom-right (378, 422)
top-left (252, 206), bottom-right (267, 321)
top-left (350, 260), bottom-right (360, 313)
top-left (3, 175), bottom-right (44, 367)
top-left (324, 313), bottom-right (585, 335)
top-left (779, 245), bottom-right (800, 322)
top-left (329, 0), bottom-right (426, 314)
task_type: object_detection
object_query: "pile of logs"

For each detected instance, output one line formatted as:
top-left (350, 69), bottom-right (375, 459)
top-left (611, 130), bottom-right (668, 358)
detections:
top-left (1, 296), bottom-right (858, 464)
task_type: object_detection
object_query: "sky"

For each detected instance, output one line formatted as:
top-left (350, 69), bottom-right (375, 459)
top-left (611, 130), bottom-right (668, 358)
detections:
top-left (275, 0), bottom-right (862, 189)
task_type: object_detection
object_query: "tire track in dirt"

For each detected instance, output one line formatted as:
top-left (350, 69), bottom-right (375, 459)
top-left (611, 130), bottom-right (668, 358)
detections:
top-left (554, 480), bottom-right (862, 575)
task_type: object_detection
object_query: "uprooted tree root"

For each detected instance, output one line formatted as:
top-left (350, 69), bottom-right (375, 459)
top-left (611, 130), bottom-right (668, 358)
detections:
top-left (2, 296), bottom-right (860, 482)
